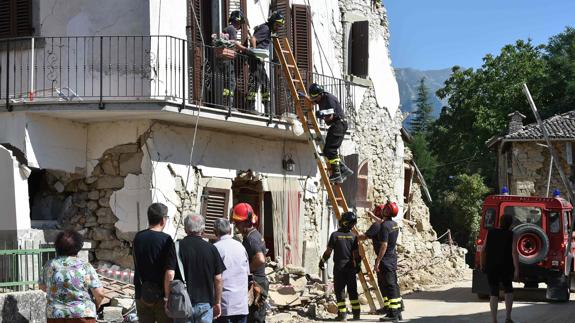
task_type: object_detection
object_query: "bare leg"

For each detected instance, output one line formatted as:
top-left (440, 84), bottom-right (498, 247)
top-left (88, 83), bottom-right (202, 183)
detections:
top-left (504, 292), bottom-right (513, 321)
top-left (489, 296), bottom-right (499, 323)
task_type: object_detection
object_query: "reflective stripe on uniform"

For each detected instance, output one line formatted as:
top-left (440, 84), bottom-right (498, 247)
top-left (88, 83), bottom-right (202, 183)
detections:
top-left (350, 299), bottom-right (360, 310)
top-left (337, 301), bottom-right (347, 312)
top-left (388, 297), bottom-right (402, 309)
top-left (328, 157), bottom-right (340, 164)
top-left (321, 108), bottom-right (335, 115)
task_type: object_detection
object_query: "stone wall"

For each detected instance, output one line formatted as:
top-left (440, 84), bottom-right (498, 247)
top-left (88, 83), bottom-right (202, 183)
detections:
top-left (508, 141), bottom-right (572, 196)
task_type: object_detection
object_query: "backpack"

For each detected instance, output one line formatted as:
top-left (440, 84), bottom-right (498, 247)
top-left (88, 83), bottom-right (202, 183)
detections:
top-left (166, 241), bottom-right (193, 318)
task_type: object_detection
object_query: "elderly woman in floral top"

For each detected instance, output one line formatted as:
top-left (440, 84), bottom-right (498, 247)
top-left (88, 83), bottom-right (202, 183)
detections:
top-left (39, 230), bottom-right (105, 323)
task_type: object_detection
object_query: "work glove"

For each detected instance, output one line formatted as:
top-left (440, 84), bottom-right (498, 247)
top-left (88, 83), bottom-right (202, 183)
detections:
top-left (319, 259), bottom-right (326, 270)
top-left (297, 91), bottom-right (306, 98)
top-left (315, 110), bottom-right (323, 119)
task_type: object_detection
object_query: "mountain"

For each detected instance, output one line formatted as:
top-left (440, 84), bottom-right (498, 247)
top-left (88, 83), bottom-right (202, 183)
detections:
top-left (394, 67), bottom-right (453, 129)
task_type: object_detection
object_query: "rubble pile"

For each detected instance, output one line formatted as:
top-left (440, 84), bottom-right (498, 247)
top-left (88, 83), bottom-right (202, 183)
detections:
top-left (266, 263), bottom-right (340, 322)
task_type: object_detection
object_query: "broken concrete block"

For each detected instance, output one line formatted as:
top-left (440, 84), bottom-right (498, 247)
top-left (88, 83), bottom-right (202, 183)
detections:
top-left (110, 298), bottom-right (135, 313)
top-left (119, 152), bottom-right (143, 176)
top-left (291, 276), bottom-right (307, 291)
top-left (268, 289), bottom-right (301, 307)
top-left (96, 176), bottom-right (125, 190)
top-left (285, 264), bottom-right (306, 276)
top-left (103, 306), bottom-right (123, 321)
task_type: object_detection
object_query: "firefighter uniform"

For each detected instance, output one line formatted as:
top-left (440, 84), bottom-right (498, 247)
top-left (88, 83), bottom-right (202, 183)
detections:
top-left (327, 228), bottom-right (360, 320)
top-left (379, 218), bottom-right (402, 319)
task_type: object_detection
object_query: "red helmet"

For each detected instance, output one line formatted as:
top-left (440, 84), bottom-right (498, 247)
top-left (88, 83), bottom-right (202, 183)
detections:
top-left (232, 203), bottom-right (258, 224)
top-left (383, 201), bottom-right (399, 218)
top-left (373, 204), bottom-right (386, 218)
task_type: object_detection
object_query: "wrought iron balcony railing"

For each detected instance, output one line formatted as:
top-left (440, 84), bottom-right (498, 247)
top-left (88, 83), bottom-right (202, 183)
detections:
top-left (0, 36), bottom-right (356, 122)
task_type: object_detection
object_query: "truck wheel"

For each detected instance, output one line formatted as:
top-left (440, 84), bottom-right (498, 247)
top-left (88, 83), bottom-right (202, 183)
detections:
top-left (513, 224), bottom-right (549, 265)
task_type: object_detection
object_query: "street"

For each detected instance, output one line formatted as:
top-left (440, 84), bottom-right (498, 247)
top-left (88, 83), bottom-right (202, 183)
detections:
top-left (348, 279), bottom-right (575, 323)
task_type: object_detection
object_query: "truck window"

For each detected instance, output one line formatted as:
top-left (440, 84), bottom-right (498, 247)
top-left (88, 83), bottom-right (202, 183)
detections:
top-left (484, 208), bottom-right (495, 229)
top-left (503, 206), bottom-right (542, 228)
top-left (565, 211), bottom-right (571, 233)
top-left (549, 212), bottom-right (561, 233)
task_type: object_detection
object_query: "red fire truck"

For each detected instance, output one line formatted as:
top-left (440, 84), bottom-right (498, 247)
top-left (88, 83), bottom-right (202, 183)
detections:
top-left (472, 194), bottom-right (575, 301)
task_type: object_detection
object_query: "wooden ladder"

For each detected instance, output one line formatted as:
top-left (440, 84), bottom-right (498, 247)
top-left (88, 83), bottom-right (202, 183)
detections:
top-left (272, 37), bottom-right (385, 313)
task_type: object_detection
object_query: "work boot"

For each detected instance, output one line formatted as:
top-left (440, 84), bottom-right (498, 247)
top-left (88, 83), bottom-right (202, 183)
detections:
top-left (329, 163), bottom-right (343, 184)
top-left (352, 309), bottom-right (360, 320)
top-left (379, 310), bottom-right (400, 322)
top-left (336, 312), bottom-right (348, 321)
top-left (340, 162), bottom-right (354, 181)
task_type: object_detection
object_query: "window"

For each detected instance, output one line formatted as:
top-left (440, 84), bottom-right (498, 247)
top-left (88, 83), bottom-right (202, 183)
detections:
top-left (503, 206), bottom-right (542, 228)
top-left (565, 211), bottom-right (571, 233)
top-left (549, 211), bottom-right (561, 233)
top-left (201, 187), bottom-right (230, 239)
top-left (356, 159), bottom-right (370, 208)
top-left (0, 0), bottom-right (33, 38)
top-left (483, 208), bottom-right (496, 229)
top-left (349, 20), bottom-right (368, 78)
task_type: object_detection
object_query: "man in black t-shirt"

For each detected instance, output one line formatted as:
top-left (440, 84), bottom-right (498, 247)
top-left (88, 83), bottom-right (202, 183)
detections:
top-left (319, 212), bottom-right (361, 321)
top-left (173, 214), bottom-right (226, 323)
top-left (133, 203), bottom-right (176, 323)
top-left (375, 202), bottom-right (403, 322)
top-left (246, 11), bottom-right (284, 114)
top-left (231, 203), bottom-right (268, 323)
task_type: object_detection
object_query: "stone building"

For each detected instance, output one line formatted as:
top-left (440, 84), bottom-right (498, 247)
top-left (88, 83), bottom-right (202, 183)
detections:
top-left (0, 0), bottom-right (465, 288)
top-left (488, 110), bottom-right (575, 197)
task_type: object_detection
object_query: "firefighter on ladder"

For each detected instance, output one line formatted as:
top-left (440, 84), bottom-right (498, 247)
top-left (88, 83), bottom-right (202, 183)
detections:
top-left (319, 211), bottom-right (362, 321)
top-left (246, 11), bottom-right (285, 114)
top-left (374, 201), bottom-right (404, 322)
top-left (308, 83), bottom-right (354, 183)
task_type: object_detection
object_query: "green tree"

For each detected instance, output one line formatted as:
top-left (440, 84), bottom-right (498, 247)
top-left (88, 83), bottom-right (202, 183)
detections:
top-left (431, 173), bottom-right (490, 252)
top-left (542, 27), bottom-right (575, 117)
top-left (410, 77), bottom-right (434, 134)
top-left (408, 133), bottom-right (437, 181)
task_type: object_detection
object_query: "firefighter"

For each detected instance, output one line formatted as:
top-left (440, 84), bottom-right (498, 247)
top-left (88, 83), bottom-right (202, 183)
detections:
top-left (374, 201), bottom-right (403, 322)
top-left (308, 83), bottom-right (354, 183)
top-left (319, 211), bottom-right (361, 321)
top-left (219, 10), bottom-right (248, 109)
top-left (246, 11), bottom-right (285, 114)
top-left (358, 204), bottom-right (388, 314)
top-left (231, 202), bottom-right (268, 323)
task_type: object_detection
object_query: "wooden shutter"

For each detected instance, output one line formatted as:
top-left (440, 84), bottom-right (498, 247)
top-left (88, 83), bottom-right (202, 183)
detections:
top-left (273, 0), bottom-right (293, 116)
top-left (222, 0), bottom-right (229, 30)
top-left (292, 4), bottom-right (312, 83)
top-left (356, 160), bottom-right (371, 208)
top-left (350, 20), bottom-right (368, 78)
top-left (188, 0), bottom-right (203, 101)
top-left (201, 188), bottom-right (230, 239)
top-left (340, 154), bottom-right (359, 209)
top-left (0, 0), bottom-right (33, 38)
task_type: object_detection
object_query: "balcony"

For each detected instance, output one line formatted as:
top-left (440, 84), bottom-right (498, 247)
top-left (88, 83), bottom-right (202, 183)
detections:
top-left (0, 36), bottom-right (356, 128)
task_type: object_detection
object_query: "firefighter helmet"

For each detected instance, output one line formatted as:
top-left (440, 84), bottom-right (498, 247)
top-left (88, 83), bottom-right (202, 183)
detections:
top-left (308, 83), bottom-right (324, 98)
top-left (383, 201), bottom-right (399, 218)
top-left (268, 11), bottom-right (285, 25)
top-left (229, 10), bottom-right (245, 24)
top-left (232, 202), bottom-right (258, 224)
top-left (339, 211), bottom-right (357, 229)
top-left (373, 204), bottom-right (386, 219)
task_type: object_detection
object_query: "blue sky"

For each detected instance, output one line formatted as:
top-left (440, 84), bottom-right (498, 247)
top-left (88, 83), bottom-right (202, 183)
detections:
top-left (385, 0), bottom-right (575, 70)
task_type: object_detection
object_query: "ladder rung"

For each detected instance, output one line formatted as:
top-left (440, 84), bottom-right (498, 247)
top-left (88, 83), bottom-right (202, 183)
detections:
top-left (282, 49), bottom-right (291, 54)
top-left (286, 64), bottom-right (296, 69)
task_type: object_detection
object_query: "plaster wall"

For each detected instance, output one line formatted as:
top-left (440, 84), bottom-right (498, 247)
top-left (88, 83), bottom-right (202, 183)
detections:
top-left (0, 146), bottom-right (31, 232)
top-left (37, 0), bottom-right (149, 36)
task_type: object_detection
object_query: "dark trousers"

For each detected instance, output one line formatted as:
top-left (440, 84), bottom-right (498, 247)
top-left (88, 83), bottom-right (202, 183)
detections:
top-left (247, 56), bottom-right (270, 110)
top-left (334, 269), bottom-right (360, 314)
top-left (249, 275), bottom-right (269, 323)
top-left (216, 60), bottom-right (235, 106)
top-left (380, 269), bottom-right (402, 313)
top-left (323, 120), bottom-right (347, 161)
top-left (136, 299), bottom-right (170, 323)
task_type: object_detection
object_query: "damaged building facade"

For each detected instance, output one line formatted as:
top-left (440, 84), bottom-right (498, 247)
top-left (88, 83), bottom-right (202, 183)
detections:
top-left (0, 0), bottom-right (465, 286)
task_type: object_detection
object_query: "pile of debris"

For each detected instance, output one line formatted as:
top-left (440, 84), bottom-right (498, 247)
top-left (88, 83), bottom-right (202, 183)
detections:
top-left (265, 263), bottom-right (369, 323)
